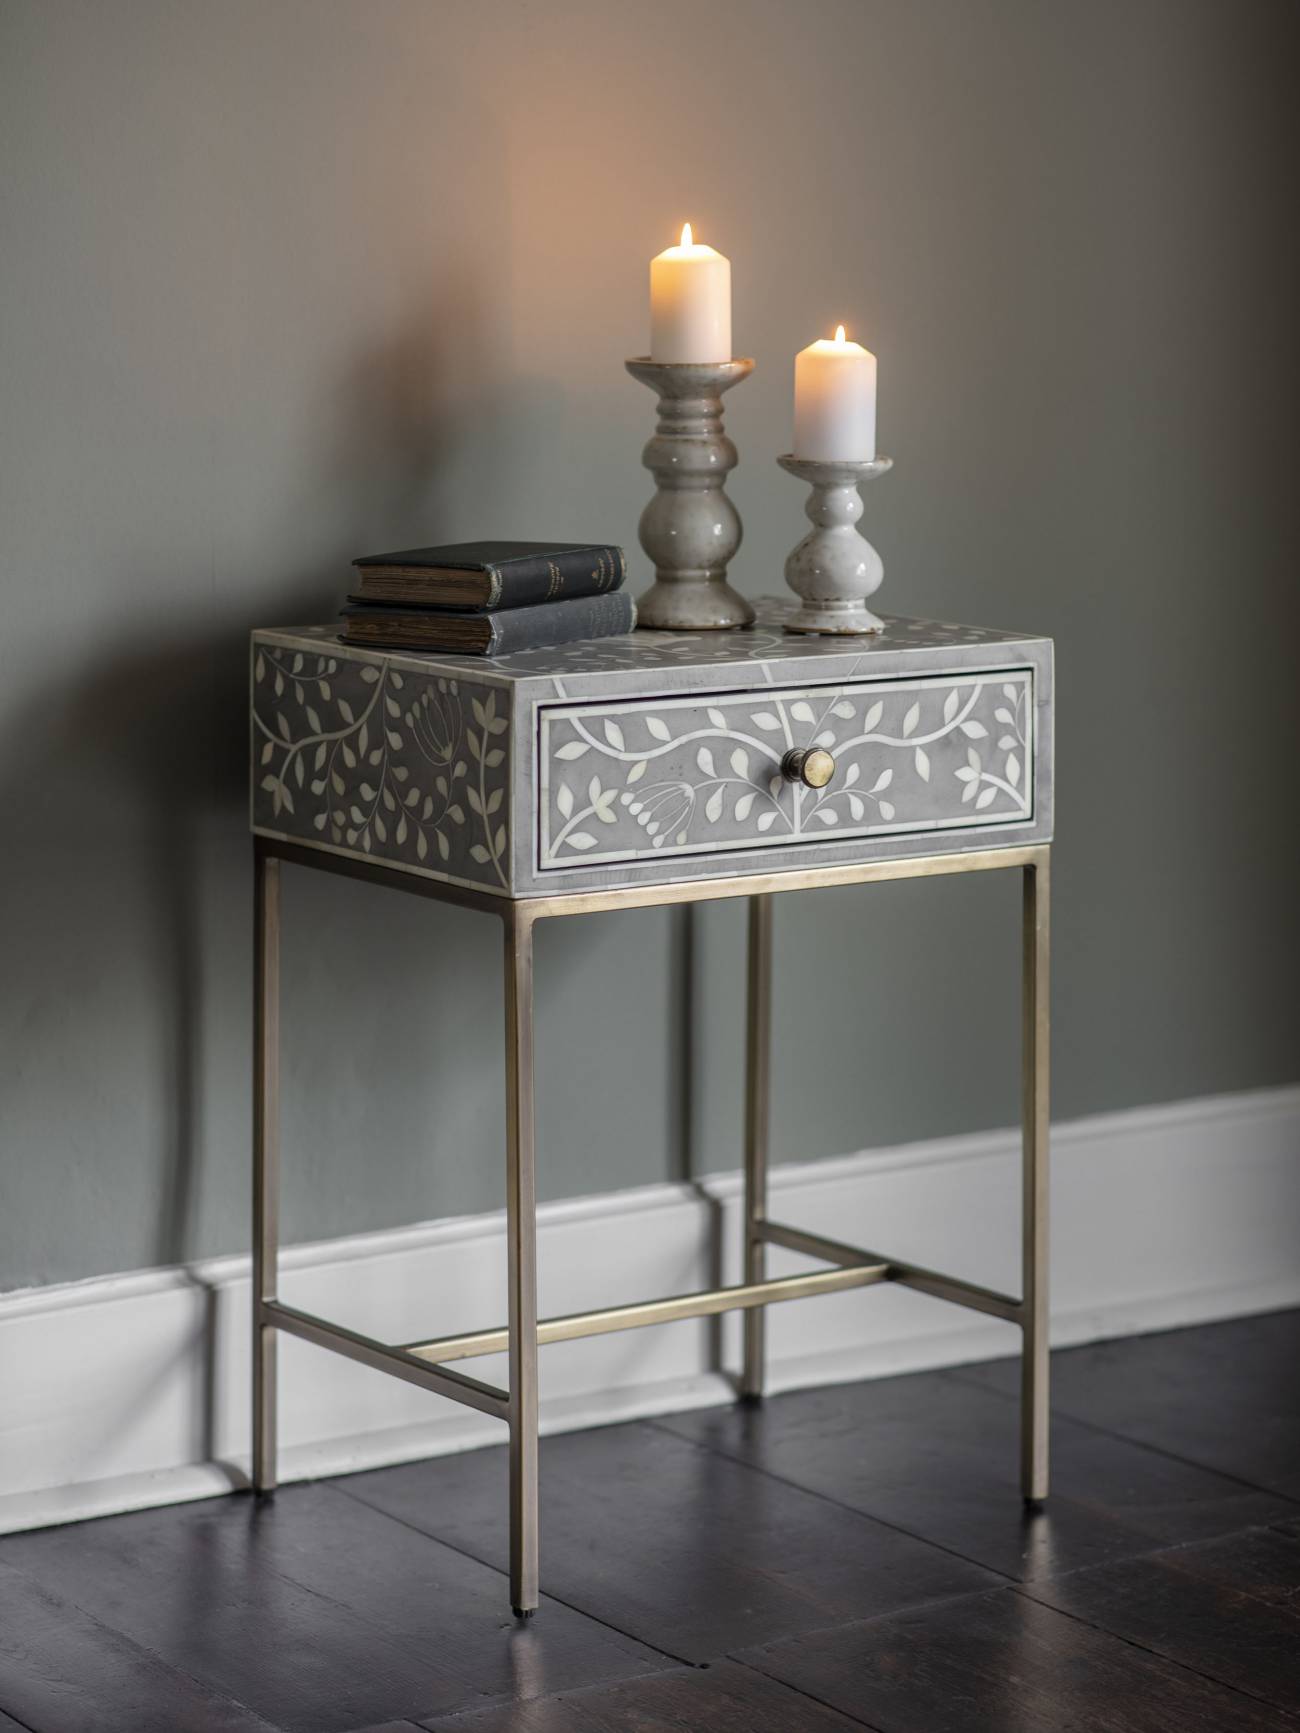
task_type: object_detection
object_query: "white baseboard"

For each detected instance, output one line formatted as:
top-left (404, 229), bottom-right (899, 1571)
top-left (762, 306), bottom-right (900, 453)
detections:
top-left (2, 1084), bottom-right (1297, 1535)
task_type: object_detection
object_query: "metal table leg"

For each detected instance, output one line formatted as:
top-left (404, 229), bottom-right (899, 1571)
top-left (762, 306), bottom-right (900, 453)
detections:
top-left (252, 845), bottom-right (280, 1495)
top-left (741, 895), bottom-right (773, 1402)
top-left (504, 908), bottom-right (540, 1615)
top-left (1021, 851), bottom-right (1051, 1502)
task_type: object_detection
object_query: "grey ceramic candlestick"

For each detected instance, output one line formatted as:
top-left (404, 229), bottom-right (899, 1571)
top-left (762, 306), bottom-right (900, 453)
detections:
top-left (777, 452), bottom-right (894, 634)
top-left (625, 357), bottom-right (755, 630)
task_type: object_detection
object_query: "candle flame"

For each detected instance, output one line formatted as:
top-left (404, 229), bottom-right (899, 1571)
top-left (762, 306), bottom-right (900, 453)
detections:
top-left (680, 222), bottom-right (693, 248)
top-left (834, 324), bottom-right (846, 345)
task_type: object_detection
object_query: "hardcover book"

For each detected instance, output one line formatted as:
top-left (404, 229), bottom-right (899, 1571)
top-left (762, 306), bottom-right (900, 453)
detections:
top-left (352, 541), bottom-right (626, 609)
top-left (340, 590), bottom-right (637, 656)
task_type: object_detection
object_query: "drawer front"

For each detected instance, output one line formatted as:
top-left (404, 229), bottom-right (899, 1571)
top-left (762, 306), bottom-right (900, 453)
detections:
top-left (538, 668), bottom-right (1034, 872)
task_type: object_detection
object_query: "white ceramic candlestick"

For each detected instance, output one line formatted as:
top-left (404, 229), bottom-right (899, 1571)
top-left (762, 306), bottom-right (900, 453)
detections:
top-left (777, 452), bottom-right (893, 634)
top-left (626, 357), bottom-right (755, 631)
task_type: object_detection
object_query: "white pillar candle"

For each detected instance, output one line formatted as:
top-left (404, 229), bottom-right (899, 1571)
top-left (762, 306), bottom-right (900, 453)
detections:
top-left (793, 326), bottom-right (877, 461)
top-left (649, 223), bottom-right (731, 363)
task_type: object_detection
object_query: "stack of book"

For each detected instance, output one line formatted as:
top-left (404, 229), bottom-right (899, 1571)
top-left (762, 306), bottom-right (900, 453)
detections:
top-left (340, 541), bottom-right (635, 655)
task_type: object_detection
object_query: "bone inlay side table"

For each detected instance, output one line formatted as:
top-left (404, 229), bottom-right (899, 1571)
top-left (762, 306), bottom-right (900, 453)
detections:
top-left (250, 598), bottom-right (1053, 1615)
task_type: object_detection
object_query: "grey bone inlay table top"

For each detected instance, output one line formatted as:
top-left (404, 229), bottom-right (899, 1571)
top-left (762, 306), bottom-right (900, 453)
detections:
top-left (252, 598), bottom-right (1053, 898)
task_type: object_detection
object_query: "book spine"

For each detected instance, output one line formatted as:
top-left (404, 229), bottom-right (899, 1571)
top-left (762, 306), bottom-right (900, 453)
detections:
top-left (484, 545), bottom-right (626, 609)
top-left (485, 591), bottom-right (637, 655)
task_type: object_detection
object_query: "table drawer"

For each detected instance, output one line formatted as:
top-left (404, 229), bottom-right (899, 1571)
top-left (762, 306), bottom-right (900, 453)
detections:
top-left (538, 668), bottom-right (1035, 873)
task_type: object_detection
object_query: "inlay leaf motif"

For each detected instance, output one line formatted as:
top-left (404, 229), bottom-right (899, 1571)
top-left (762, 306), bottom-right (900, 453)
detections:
top-left (252, 646), bottom-right (509, 887)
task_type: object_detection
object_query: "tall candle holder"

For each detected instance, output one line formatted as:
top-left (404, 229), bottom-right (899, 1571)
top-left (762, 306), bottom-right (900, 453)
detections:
top-left (776, 453), bottom-right (893, 634)
top-left (625, 357), bottom-right (755, 630)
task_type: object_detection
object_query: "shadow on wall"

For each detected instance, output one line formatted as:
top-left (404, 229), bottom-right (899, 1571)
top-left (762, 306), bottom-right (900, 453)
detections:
top-left (0, 280), bottom-right (592, 1466)
top-left (8, 276), bottom-right (514, 1266)
top-left (323, 286), bottom-right (475, 542)
top-left (2, 279), bottom-right (710, 1469)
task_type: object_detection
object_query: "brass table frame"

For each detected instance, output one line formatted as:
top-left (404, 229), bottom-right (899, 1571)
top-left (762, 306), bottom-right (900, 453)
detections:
top-left (252, 834), bottom-right (1050, 1616)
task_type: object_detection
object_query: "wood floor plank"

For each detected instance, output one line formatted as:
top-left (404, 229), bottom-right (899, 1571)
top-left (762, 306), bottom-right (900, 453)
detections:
top-left (0, 1558), bottom-right (280, 1733)
top-left (742, 1585), bottom-right (1294, 1733)
top-left (4, 1315), bottom-right (1290, 1728)
top-left (416, 1657), bottom-right (871, 1731)
top-left (340, 1421), bottom-right (996, 1663)
top-left (207, 1483), bottom-right (666, 1706)
top-left (0, 1486), bottom-right (664, 1731)
top-left (656, 1367), bottom-right (1298, 1580)
top-left (341, 1724), bottom-right (428, 1732)
top-left (957, 1311), bottom-right (1300, 1496)
top-left (1024, 1525), bottom-right (1300, 1714)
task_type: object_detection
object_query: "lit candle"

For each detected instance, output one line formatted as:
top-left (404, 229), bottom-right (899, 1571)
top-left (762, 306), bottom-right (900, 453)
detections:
top-left (650, 223), bottom-right (732, 363)
top-left (793, 325), bottom-right (877, 461)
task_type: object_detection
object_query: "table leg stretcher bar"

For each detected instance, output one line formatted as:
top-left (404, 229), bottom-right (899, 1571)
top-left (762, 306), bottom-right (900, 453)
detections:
top-left (757, 1222), bottom-right (1024, 1323)
top-left (260, 1299), bottom-right (510, 1419)
top-left (256, 1226), bottom-right (1019, 1382)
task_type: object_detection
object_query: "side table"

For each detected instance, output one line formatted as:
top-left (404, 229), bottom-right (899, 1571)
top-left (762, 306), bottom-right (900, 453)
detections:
top-left (250, 598), bottom-right (1053, 1615)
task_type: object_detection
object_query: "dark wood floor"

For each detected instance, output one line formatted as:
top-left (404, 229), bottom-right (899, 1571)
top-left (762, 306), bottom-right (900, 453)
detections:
top-left (1, 1311), bottom-right (1298, 1731)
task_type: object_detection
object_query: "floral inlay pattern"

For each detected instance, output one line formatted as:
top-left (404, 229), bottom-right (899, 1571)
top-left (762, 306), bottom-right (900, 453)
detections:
top-left (252, 643), bottom-right (510, 887)
top-left (539, 671), bottom-right (1033, 870)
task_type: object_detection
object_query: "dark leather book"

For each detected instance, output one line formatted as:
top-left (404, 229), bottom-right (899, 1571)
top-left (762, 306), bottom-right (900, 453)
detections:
top-left (352, 541), bottom-right (626, 609)
top-left (340, 591), bottom-right (637, 656)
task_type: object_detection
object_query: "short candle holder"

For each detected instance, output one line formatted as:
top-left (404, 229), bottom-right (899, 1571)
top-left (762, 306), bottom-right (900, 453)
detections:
top-left (776, 453), bottom-right (894, 635)
top-left (626, 357), bottom-right (755, 631)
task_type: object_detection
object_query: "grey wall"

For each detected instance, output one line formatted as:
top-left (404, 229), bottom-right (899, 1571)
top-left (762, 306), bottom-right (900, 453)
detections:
top-left (2, 0), bottom-right (1296, 1290)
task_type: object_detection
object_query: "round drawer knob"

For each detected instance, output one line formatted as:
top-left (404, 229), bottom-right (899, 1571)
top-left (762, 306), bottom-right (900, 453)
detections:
top-left (782, 747), bottom-right (836, 789)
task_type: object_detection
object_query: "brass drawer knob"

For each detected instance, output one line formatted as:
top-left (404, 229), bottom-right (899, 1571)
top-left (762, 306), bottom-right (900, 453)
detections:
top-left (782, 747), bottom-right (836, 789)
